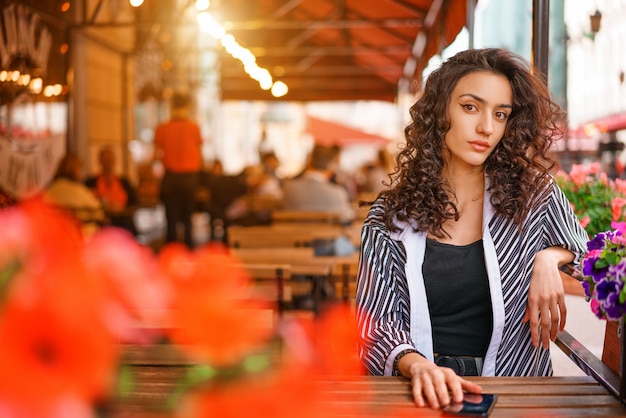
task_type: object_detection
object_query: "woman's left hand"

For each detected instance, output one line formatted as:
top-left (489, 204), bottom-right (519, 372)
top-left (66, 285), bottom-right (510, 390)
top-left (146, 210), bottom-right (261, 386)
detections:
top-left (522, 247), bottom-right (574, 349)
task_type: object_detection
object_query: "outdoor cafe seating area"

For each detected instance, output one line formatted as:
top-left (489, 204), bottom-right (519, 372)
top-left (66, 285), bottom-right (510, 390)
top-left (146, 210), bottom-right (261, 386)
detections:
top-left (95, 201), bottom-right (626, 417)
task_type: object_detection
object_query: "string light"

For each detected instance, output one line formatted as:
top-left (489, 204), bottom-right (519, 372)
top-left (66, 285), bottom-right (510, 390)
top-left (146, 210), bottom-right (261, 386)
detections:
top-left (197, 12), bottom-right (288, 95)
top-left (271, 81), bottom-right (288, 97)
top-left (195, 0), bottom-right (210, 11)
top-left (125, 3), bottom-right (289, 97)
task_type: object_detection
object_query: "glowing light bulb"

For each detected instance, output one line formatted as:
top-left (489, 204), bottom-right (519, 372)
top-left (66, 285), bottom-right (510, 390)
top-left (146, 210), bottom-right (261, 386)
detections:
top-left (195, 0), bottom-right (210, 11)
top-left (271, 81), bottom-right (288, 97)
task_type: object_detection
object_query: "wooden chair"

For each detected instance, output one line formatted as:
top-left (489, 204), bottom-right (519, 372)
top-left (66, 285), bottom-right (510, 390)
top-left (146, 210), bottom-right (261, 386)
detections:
top-left (231, 247), bottom-right (334, 313)
top-left (242, 263), bottom-right (292, 317)
top-left (331, 258), bottom-right (360, 313)
top-left (554, 264), bottom-right (626, 405)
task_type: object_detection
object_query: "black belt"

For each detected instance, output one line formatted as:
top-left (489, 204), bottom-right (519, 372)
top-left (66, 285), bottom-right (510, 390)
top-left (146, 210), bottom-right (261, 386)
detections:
top-left (434, 354), bottom-right (483, 376)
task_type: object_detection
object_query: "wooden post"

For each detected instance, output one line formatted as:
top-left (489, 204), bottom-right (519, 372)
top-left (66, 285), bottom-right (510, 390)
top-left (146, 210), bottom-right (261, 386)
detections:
top-left (531, 0), bottom-right (550, 81)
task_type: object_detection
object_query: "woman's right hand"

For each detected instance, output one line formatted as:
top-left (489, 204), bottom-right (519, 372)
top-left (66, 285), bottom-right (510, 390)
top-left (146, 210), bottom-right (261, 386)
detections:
top-left (399, 353), bottom-right (483, 409)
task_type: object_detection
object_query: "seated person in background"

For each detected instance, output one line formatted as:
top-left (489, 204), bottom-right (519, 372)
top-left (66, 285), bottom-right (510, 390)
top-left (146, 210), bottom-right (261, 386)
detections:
top-left (85, 146), bottom-right (138, 235)
top-left (358, 148), bottom-right (393, 194)
top-left (282, 144), bottom-right (355, 224)
top-left (328, 145), bottom-right (359, 202)
top-left (204, 161), bottom-right (248, 240)
top-left (43, 152), bottom-right (105, 224)
top-left (248, 155), bottom-right (283, 202)
top-left (226, 164), bottom-right (284, 226)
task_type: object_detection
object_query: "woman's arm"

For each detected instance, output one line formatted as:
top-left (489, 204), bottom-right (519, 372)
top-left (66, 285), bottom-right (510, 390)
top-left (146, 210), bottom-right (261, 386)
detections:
top-left (523, 246), bottom-right (575, 349)
top-left (523, 183), bottom-right (588, 349)
top-left (397, 351), bottom-right (482, 409)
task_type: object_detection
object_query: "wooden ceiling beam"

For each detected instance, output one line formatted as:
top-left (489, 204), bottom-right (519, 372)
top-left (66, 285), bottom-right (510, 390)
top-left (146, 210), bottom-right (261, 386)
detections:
top-left (223, 18), bottom-right (423, 30)
top-left (221, 64), bottom-right (402, 76)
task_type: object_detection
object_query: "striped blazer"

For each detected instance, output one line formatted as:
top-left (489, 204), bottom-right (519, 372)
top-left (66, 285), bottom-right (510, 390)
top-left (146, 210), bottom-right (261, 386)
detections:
top-left (356, 180), bottom-right (588, 377)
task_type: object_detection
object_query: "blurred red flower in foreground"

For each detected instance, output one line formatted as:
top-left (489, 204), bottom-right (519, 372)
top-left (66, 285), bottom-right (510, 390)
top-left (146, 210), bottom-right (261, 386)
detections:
top-left (82, 228), bottom-right (171, 343)
top-left (159, 243), bottom-right (274, 366)
top-left (0, 199), bottom-right (383, 417)
top-left (0, 199), bottom-right (119, 417)
top-left (179, 369), bottom-right (326, 418)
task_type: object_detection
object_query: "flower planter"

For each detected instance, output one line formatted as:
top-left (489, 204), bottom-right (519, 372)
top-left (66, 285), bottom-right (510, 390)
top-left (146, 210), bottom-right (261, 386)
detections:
top-left (602, 320), bottom-right (621, 375)
top-left (601, 319), bottom-right (626, 405)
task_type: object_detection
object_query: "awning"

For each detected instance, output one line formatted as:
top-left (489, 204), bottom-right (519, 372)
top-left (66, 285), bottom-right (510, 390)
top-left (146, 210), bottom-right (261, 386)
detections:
top-left (583, 113), bottom-right (626, 134)
top-left (218, 0), bottom-right (470, 102)
top-left (306, 116), bottom-right (391, 148)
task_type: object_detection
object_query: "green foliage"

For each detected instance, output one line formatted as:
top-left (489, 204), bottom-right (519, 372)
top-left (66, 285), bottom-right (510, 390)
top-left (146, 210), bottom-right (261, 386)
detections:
top-left (555, 166), bottom-right (626, 236)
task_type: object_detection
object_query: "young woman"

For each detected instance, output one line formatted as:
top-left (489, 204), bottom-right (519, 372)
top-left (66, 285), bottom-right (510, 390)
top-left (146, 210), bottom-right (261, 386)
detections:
top-left (356, 48), bottom-right (588, 410)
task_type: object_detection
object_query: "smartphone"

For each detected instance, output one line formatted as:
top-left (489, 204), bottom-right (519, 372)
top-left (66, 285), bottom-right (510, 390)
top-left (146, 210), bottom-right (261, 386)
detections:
top-left (442, 393), bottom-right (497, 416)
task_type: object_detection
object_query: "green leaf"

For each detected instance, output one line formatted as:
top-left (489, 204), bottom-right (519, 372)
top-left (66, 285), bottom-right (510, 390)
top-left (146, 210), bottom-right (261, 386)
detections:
top-left (242, 352), bottom-right (272, 373)
top-left (186, 363), bottom-right (218, 384)
top-left (595, 258), bottom-right (609, 269)
top-left (620, 286), bottom-right (626, 305)
top-left (0, 259), bottom-right (22, 305)
top-left (604, 252), bottom-right (620, 265)
top-left (117, 364), bottom-right (135, 398)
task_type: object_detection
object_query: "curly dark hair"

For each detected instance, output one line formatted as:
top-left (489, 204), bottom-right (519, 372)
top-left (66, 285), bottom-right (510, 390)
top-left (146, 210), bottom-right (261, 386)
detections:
top-left (382, 48), bottom-right (564, 237)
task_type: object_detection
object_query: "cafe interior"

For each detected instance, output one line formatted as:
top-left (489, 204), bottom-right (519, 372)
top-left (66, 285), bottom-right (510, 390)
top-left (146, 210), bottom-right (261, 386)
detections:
top-left (2, 0), bottom-right (626, 416)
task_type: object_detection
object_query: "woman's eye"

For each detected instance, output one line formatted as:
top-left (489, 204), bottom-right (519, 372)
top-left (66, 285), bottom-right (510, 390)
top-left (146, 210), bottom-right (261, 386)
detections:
top-left (495, 111), bottom-right (509, 120)
top-left (462, 104), bottom-right (476, 111)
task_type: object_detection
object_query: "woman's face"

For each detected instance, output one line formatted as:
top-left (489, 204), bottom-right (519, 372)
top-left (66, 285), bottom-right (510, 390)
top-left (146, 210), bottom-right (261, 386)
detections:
top-left (443, 71), bottom-right (512, 171)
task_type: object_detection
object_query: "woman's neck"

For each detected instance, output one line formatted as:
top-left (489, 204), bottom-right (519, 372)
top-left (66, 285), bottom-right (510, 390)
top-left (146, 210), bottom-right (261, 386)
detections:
top-left (443, 165), bottom-right (484, 202)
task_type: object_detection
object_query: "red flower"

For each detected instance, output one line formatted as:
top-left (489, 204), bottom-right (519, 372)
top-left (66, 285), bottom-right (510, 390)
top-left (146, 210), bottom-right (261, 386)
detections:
top-left (0, 199), bottom-right (119, 412)
top-left (82, 228), bottom-right (171, 343)
top-left (0, 199), bottom-right (83, 290)
top-left (0, 261), bottom-right (118, 408)
top-left (159, 243), bottom-right (273, 366)
top-left (179, 369), bottom-right (326, 418)
top-left (281, 304), bottom-right (365, 376)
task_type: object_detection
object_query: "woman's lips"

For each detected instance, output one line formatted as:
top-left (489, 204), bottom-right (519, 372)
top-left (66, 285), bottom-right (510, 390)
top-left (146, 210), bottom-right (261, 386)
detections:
top-left (468, 140), bottom-right (490, 152)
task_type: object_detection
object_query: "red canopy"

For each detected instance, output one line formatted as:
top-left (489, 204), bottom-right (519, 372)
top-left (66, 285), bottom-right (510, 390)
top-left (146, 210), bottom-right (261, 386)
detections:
top-left (306, 116), bottom-right (390, 148)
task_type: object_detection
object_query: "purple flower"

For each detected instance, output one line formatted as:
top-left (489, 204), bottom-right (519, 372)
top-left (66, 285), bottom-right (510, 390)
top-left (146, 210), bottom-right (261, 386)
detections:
top-left (582, 251), bottom-right (608, 282)
top-left (609, 259), bottom-right (626, 281)
top-left (583, 229), bottom-right (626, 321)
top-left (602, 291), bottom-right (626, 320)
top-left (587, 234), bottom-right (607, 251)
top-left (582, 280), bottom-right (592, 298)
top-left (595, 278), bottom-right (622, 302)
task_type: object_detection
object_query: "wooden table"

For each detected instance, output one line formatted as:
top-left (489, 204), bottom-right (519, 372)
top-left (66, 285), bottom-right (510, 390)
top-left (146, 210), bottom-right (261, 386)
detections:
top-left (314, 375), bottom-right (625, 417)
top-left (110, 344), bottom-right (626, 417)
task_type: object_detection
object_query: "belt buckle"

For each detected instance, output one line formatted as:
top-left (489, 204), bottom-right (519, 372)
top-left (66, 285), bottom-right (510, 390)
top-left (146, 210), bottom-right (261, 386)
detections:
top-left (435, 355), bottom-right (484, 376)
top-left (435, 355), bottom-right (467, 375)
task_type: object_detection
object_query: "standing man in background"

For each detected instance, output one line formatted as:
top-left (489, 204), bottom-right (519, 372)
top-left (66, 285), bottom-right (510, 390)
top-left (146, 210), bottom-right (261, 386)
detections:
top-left (153, 92), bottom-right (203, 248)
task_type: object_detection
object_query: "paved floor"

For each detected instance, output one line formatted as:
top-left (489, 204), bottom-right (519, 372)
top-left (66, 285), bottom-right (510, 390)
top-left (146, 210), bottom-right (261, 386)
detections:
top-left (551, 295), bottom-right (606, 376)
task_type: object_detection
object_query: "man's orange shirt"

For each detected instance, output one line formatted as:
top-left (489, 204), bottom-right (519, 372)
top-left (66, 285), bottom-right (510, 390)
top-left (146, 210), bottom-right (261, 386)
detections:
top-left (154, 118), bottom-right (202, 173)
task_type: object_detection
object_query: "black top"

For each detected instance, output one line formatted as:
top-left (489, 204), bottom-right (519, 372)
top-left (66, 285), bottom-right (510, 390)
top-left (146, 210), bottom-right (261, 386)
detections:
top-left (423, 238), bottom-right (493, 357)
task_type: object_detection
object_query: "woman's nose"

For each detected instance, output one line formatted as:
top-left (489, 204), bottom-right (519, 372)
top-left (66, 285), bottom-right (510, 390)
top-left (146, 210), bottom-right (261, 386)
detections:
top-left (477, 115), bottom-right (494, 136)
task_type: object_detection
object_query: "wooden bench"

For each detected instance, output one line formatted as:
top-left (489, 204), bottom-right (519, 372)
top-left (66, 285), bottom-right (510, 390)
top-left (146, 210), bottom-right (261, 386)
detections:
top-left (227, 223), bottom-right (362, 248)
top-left (271, 209), bottom-right (342, 224)
top-left (242, 263), bottom-right (292, 316)
top-left (231, 247), bottom-right (333, 311)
